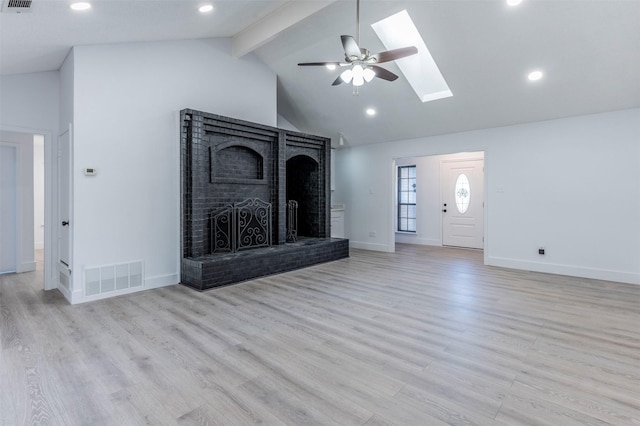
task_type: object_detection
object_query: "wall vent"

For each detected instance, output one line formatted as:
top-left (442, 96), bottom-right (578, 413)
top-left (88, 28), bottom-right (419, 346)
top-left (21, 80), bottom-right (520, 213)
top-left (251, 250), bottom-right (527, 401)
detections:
top-left (84, 260), bottom-right (144, 297)
top-left (2, 0), bottom-right (33, 13)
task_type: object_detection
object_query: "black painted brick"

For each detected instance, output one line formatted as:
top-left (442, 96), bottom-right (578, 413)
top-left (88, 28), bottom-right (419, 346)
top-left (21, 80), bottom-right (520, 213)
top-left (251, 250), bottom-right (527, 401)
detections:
top-left (181, 238), bottom-right (349, 290)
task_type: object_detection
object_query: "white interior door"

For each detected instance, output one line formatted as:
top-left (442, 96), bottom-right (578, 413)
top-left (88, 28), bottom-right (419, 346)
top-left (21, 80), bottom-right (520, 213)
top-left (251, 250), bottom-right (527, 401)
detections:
top-left (58, 130), bottom-right (71, 270)
top-left (442, 159), bottom-right (484, 249)
top-left (0, 144), bottom-right (18, 273)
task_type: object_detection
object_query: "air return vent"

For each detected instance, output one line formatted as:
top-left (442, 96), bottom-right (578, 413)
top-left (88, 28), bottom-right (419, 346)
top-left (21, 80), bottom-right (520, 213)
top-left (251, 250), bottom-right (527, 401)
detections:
top-left (2, 0), bottom-right (32, 13)
top-left (84, 260), bottom-right (144, 297)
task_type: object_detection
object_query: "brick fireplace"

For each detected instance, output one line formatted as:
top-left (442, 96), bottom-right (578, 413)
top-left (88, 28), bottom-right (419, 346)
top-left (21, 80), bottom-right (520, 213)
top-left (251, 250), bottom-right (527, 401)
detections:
top-left (180, 109), bottom-right (348, 290)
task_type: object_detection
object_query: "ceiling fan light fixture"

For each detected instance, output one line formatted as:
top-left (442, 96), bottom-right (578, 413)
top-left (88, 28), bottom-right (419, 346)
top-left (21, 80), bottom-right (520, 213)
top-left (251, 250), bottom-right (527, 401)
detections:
top-left (352, 65), bottom-right (365, 86)
top-left (199, 4), bottom-right (214, 13)
top-left (363, 67), bottom-right (376, 82)
top-left (340, 69), bottom-right (353, 84)
top-left (326, 64), bottom-right (337, 71)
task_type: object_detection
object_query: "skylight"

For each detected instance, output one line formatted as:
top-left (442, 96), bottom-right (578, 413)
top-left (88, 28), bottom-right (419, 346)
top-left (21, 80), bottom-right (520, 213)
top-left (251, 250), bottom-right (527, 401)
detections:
top-left (371, 10), bottom-right (452, 103)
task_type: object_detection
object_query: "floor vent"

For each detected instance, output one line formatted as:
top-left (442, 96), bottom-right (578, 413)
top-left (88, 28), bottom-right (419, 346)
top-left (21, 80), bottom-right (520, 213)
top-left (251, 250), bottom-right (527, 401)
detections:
top-left (2, 0), bottom-right (33, 13)
top-left (85, 261), bottom-right (144, 297)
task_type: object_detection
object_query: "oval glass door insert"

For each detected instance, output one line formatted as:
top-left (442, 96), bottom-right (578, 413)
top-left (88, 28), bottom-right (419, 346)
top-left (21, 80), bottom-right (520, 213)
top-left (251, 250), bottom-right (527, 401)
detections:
top-left (455, 173), bottom-right (470, 214)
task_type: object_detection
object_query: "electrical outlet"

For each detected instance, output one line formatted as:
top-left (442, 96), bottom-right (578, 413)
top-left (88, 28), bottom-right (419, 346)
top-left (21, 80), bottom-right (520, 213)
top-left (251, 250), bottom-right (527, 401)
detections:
top-left (369, 231), bottom-right (376, 238)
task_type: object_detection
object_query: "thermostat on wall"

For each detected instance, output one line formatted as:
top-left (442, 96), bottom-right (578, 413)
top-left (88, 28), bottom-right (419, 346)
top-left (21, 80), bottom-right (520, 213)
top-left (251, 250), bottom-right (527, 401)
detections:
top-left (84, 168), bottom-right (97, 176)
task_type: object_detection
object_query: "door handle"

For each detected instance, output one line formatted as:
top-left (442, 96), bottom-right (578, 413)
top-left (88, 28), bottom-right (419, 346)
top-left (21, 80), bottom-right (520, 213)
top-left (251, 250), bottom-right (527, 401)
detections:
top-left (62, 221), bottom-right (69, 226)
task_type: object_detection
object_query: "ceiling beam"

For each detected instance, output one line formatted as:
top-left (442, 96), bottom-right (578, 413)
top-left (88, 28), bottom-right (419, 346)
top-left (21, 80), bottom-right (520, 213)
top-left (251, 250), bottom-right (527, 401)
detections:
top-left (233, 0), bottom-right (338, 58)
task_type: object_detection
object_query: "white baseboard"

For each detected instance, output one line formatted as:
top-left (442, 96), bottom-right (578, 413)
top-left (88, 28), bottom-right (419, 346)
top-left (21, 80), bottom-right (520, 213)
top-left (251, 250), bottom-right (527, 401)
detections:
top-left (145, 273), bottom-right (179, 289)
top-left (349, 240), bottom-right (394, 253)
top-left (486, 256), bottom-right (640, 285)
top-left (395, 234), bottom-right (441, 246)
top-left (57, 282), bottom-right (72, 303)
top-left (17, 261), bottom-right (36, 273)
top-left (69, 273), bottom-right (179, 305)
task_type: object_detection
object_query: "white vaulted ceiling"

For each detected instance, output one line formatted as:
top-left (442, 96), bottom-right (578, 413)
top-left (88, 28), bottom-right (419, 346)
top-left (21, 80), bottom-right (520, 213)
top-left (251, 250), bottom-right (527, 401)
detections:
top-left (2, 0), bottom-right (639, 146)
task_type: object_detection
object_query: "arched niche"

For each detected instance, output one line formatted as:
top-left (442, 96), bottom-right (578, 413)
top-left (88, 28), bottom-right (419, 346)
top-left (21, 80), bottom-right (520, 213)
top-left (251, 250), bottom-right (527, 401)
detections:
top-left (286, 154), bottom-right (320, 238)
top-left (213, 144), bottom-right (264, 182)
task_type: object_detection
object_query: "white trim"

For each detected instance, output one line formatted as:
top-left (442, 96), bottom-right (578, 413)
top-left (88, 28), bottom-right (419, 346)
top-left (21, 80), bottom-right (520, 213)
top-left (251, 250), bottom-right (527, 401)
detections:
top-left (349, 240), bottom-right (394, 253)
top-left (487, 256), bottom-right (640, 286)
top-left (70, 274), bottom-right (178, 305)
top-left (146, 273), bottom-right (180, 289)
top-left (17, 261), bottom-right (36, 273)
top-left (395, 234), bottom-right (440, 246)
top-left (58, 125), bottom-right (73, 295)
top-left (57, 280), bottom-right (73, 301)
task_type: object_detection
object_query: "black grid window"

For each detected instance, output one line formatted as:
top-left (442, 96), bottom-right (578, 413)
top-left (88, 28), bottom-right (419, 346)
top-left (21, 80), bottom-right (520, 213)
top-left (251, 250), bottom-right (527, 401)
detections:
top-left (398, 166), bottom-right (416, 232)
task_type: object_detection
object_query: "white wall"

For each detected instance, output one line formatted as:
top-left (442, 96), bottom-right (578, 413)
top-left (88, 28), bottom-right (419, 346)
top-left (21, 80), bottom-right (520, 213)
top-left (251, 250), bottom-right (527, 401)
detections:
top-left (59, 49), bottom-right (74, 133)
top-left (67, 38), bottom-right (277, 303)
top-left (396, 152), bottom-right (484, 247)
top-left (277, 114), bottom-right (300, 132)
top-left (0, 72), bottom-right (60, 135)
top-left (333, 108), bottom-right (640, 284)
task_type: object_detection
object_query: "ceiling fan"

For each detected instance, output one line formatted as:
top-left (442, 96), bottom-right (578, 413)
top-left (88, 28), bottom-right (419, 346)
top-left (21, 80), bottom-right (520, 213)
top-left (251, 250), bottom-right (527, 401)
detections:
top-left (298, 0), bottom-right (418, 89)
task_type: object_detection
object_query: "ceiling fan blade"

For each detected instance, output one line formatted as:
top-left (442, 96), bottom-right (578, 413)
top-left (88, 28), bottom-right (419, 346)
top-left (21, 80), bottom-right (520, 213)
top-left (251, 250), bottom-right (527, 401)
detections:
top-left (371, 46), bottom-right (418, 64)
top-left (370, 65), bottom-right (398, 82)
top-left (331, 75), bottom-right (345, 86)
top-left (341, 35), bottom-right (361, 59)
top-left (298, 61), bottom-right (343, 67)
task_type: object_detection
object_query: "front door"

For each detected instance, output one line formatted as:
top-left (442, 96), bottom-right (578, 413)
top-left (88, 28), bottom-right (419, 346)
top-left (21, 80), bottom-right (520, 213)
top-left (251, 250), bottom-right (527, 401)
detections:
top-left (442, 159), bottom-right (484, 249)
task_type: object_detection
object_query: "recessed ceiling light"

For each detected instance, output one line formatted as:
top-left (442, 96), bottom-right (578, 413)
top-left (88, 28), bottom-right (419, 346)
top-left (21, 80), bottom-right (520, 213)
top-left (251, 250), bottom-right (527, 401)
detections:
top-left (70, 2), bottom-right (91, 11)
top-left (326, 64), bottom-right (336, 71)
top-left (366, 108), bottom-right (376, 116)
top-left (528, 70), bottom-right (543, 81)
top-left (506, 0), bottom-right (523, 6)
top-left (199, 4), bottom-right (214, 13)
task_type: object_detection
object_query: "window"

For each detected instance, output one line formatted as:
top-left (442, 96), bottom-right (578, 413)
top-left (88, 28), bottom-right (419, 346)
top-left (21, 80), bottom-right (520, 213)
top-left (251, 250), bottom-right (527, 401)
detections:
top-left (455, 173), bottom-right (470, 214)
top-left (397, 165), bottom-right (416, 232)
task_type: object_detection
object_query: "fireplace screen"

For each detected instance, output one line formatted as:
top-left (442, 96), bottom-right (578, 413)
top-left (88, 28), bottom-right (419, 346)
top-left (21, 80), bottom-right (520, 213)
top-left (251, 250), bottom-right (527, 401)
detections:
top-left (211, 198), bottom-right (271, 253)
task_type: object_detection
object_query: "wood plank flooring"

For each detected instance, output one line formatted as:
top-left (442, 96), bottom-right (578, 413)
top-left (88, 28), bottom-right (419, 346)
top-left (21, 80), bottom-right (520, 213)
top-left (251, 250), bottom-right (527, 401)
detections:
top-left (1, 245), bottom-right (639, 425)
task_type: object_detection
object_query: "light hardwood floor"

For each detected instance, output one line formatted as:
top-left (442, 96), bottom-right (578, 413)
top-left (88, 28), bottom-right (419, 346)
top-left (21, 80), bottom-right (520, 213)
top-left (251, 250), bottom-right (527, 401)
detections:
top-left (1, 245), bottom-right (639, 425)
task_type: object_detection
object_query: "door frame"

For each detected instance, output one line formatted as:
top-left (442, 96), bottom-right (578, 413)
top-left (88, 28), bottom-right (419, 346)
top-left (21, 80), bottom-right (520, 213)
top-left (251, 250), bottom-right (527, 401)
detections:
top-left (0, 125), bottom-right (56, 291)
top-left (56, 125), bottom-right (73, 300)
top-left (391, 151), bottom-right (488, 259)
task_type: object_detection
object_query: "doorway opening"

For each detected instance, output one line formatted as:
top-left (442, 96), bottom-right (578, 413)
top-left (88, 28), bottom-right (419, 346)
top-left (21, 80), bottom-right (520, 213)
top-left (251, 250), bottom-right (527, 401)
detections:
top-left (0, 131), bottom-right (46, 276)
top-left (394, 151), bottom-right (485, 250)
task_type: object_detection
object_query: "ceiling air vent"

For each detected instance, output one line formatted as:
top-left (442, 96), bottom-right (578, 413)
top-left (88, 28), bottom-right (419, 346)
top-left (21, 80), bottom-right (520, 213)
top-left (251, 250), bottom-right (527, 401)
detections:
top-left (2, 0), bottom-right (33, 13)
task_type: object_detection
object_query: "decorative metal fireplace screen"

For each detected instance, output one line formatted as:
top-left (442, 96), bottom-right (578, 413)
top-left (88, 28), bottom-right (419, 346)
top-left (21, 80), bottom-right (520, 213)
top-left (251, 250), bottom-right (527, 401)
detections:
top-left (211, 198), bottom-right (272, 253)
